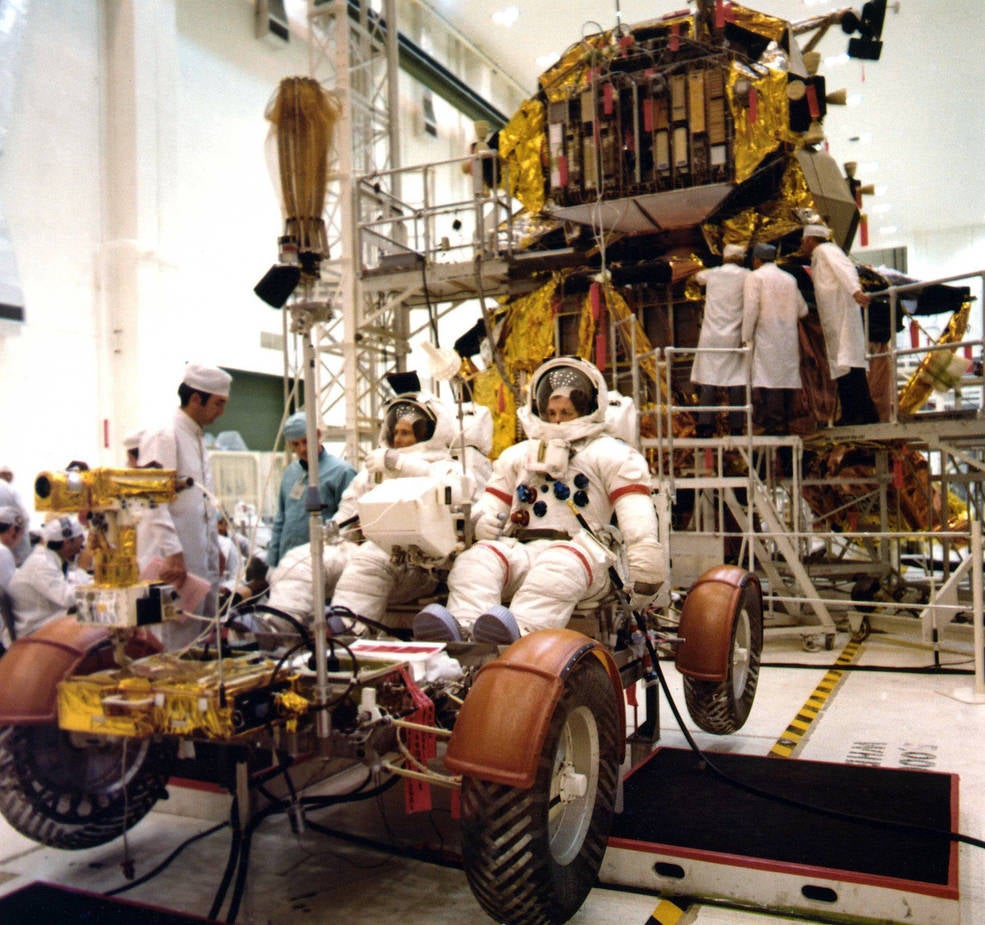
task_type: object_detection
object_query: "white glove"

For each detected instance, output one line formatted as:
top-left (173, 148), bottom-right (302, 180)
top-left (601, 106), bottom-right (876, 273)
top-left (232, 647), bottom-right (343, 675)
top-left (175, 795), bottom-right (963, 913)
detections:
top-left (364, 448), bottom-right (397, 474)
top-left (629, 581), bottom-right (660, 613)
top-left (473, 511), bottom-right (505, 541)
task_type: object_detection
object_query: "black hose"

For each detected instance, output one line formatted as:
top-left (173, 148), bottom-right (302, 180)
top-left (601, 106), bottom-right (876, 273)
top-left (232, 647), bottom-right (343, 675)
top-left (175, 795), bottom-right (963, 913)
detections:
top-left (102, 820), bottom-right (228, 897)
top-left (233, 603), bottom-right (316, 653)
top-left (208, 796), bottom-right (243, 920)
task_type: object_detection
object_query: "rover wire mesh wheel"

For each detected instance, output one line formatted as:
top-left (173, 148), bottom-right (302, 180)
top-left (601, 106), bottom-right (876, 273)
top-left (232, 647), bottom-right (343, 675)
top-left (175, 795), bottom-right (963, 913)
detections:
top-left (0, 724), bottom-right (174, 850)
top-left (459, 655), bottom-right (621, 925)
top-left (682, 577), bottom-right (763, 734)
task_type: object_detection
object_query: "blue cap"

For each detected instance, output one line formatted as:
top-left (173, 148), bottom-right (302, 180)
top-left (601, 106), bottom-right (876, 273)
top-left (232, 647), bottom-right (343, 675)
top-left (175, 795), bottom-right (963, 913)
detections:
top-left (283, 412), bottom-right (309, 440)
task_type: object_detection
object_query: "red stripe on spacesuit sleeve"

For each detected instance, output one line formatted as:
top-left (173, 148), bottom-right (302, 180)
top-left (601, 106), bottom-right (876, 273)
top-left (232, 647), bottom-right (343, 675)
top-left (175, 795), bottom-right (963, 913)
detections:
top-left (608, 484), bottom-right (651, 503)
top-left (485, 486), bottom-right (512, 505)
top-left (557, 543), bottom-right (594, 583)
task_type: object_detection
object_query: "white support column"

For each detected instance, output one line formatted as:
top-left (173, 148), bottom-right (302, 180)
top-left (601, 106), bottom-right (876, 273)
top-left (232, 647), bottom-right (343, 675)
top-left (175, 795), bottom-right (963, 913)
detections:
top-left (97, 0), bottom-right (178, 456)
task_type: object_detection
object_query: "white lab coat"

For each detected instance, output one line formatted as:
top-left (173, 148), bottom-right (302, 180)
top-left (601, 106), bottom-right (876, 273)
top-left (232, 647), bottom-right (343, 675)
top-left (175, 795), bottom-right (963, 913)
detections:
top-left (691, 263), bottom-right (750, 387)
top-left (742, 262), bottom-right (808, 389)
top-left (0, 546), bottom-right (14, 591)
top-left (8, 545), bottom-right (77, 638)
top-left (811, 242), bottom-right (868, 378)
top-left (137, 410), bottom-right (220, 610)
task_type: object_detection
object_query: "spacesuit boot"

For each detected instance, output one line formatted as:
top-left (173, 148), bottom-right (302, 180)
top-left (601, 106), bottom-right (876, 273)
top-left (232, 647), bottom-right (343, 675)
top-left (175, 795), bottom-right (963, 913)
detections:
top-left (413, 603), bottom-right (464, 642)
top-left (472, 605), bottom-right (520, 645)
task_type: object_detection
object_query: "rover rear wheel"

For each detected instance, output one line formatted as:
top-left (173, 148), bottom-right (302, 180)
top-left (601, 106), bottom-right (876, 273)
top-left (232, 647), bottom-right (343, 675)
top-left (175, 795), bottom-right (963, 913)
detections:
top-left (0, 724), bottom-right (173, 850)
top-left (682, 578), bottom-right (763, 734)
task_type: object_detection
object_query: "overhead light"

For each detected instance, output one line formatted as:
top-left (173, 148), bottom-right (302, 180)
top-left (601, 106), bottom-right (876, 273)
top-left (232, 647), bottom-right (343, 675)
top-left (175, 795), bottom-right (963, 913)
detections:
top-left (847, 93), bottom-right (864, 107)
top-left (491, 6), bottom-right (519, 27)
top-left (878, 225), bottom-right (898, 235)
top-left (870, 203), bottom-right (893, 214)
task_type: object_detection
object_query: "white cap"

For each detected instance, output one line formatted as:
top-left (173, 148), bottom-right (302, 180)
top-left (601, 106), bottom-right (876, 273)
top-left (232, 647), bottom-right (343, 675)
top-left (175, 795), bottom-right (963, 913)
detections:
top-left (42, 516), bottom-right (84, 544)
top-left (723, 244), bottom-right (747, 260)
top-left (0, 506), bottom-right (23, 529)
top-left (182, 363), bottom-right (232, 398)
top-left (123, 429), bottom-right (144, 451)
top-left (802, 223), bottom-right (831, 240)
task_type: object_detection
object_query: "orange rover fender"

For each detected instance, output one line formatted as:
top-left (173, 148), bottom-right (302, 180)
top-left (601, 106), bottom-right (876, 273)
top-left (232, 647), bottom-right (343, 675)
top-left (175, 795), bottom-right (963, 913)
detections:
top-left (0, 615), bottom-right (162, 725)
top-left (445, 628), bottom-right (625, 789)
top-left (674, 565), bottom-right (761, 682)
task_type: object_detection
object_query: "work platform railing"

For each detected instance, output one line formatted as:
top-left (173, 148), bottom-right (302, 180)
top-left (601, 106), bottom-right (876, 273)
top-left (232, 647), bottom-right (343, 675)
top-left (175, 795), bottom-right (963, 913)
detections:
top-left (637, 268), bottom-right (984, 684)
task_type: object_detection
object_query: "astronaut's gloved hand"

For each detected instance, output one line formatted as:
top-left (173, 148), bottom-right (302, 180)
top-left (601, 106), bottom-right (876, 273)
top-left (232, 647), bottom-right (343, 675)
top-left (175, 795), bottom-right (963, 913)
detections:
top-left (473, 510), bottom-right (505, 541)
top-left (364, 448), bottom-right (397, 474)
top-left (629, 581), bottom-right (661, 612)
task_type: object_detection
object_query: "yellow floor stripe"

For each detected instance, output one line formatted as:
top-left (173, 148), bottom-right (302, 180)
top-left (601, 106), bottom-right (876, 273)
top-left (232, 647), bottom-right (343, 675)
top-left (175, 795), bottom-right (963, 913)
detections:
top-left (769, 639), bottom-right (864, 759)
top-left (647, 897), bottom-right (687, 924)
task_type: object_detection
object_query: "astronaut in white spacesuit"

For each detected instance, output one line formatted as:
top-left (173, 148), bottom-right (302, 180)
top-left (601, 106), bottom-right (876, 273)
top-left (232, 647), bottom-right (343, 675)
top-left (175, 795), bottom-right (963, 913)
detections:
top-left (325, 391), bottom-right (485, 632)
top-left (414, 357), bottom-right (665, 645)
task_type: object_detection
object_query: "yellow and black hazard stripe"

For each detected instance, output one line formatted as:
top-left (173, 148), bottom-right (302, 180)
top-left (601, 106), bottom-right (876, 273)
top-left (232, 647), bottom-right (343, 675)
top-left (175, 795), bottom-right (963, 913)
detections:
top-left (645, 897), bottom-right (692, 925)
top-left (769, 639), bottom-right (863, 759)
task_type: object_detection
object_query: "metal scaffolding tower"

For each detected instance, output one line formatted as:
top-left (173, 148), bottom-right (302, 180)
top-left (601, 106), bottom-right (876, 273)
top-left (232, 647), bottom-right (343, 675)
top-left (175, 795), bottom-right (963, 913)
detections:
top-left (305, 0), bottom-right (405, 461)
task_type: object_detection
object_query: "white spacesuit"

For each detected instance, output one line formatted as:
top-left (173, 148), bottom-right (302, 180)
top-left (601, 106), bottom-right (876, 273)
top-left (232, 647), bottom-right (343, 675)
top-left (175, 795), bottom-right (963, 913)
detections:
top-left (416, 357), bottom-right (665, 644)
top-left (327, 392), bottom-right (484, 631)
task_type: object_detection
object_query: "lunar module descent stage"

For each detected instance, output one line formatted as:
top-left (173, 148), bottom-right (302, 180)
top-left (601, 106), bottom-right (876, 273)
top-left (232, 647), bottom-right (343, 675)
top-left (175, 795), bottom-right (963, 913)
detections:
top-left (357, 0), bottom-right (985, 657)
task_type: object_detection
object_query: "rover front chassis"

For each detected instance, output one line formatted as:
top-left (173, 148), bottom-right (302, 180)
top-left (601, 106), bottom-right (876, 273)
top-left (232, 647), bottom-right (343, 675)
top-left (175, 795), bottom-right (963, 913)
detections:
top-left (0, 565), bottom-right (761, 925)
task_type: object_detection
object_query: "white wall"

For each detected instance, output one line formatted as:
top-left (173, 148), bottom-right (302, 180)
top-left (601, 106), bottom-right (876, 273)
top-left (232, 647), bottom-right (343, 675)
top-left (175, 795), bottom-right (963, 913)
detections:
top-left (0, 0), bottom-right (489, 526)
top-left (0, 1), bottom-right (103, 495)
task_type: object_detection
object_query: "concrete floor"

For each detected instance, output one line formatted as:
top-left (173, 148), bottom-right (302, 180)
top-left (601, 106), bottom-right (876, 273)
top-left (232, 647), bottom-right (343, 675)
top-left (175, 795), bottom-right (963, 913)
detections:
top-left (0, 628), bottom-right (982, 924)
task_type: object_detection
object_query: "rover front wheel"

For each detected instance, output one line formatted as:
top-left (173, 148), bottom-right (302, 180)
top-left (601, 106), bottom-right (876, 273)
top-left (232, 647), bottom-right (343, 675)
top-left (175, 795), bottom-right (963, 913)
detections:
top-left (460, 655), bottom-right (621, 925)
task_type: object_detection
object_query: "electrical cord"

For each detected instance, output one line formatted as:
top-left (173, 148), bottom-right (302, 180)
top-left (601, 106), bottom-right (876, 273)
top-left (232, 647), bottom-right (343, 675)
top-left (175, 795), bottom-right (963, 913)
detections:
top-left (103, 819), bottom-right (229, 897)
top-left (219, 772), bottom-right (403, 923)
top-left (629, 590), bottom-right (985, 852)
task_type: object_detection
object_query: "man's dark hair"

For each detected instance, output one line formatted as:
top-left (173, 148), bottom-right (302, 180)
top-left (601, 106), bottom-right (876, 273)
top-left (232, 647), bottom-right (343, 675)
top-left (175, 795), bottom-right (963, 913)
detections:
top-left (178, 382), bottom-right (214, 408)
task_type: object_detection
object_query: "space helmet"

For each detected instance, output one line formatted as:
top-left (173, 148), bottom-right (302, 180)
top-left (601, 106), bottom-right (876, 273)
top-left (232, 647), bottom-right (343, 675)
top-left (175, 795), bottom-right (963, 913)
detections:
top-left (380, 394), bottom-right (438, 449)
top-left (530, 357), bottom-right (607, 423)
top-left (520, 357), bottom-right (609, 442)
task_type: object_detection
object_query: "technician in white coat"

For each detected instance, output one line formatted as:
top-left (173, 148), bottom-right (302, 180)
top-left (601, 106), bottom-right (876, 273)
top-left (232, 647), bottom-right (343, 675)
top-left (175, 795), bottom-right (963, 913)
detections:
top-left (328, 392), bottom-right (484, 632)
top-left (138, 363), bottom-right (232, 641)
top-left (800, 224), bottom-right (878, 426)
top-left (742, 243), bottom-right (808, 435)
top-left (691, 243), bottom-right (751, 436)
top-left (414, 357), bottom-right (665, 645)
top-left (0, 506), bottom-right (25, 592)
top-left (8, 516), bottom-right (86, 638)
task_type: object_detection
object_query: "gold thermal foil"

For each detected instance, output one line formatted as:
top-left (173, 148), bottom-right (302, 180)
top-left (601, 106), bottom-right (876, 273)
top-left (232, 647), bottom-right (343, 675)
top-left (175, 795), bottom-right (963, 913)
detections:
top-left (57, 654), bottom-right (302, 740)
top-left (539, 33), bottom-right (610, 103)
top-left (729, 64), bottom-right (796, 184)
top-left (498, 99), bottom-right (547, 214)
top-left (502, 276), bottom-right (561, 373)
top-left (472, 364), bottom-right (519, 459)
top-left (898, 299), bottom-right (972, 414)
top-left (729, 4), bottom-right (788, 43)
top-left (705, 156), bottom-right (815, 250)
top-left (35, 467), bottom-right (178, 512)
